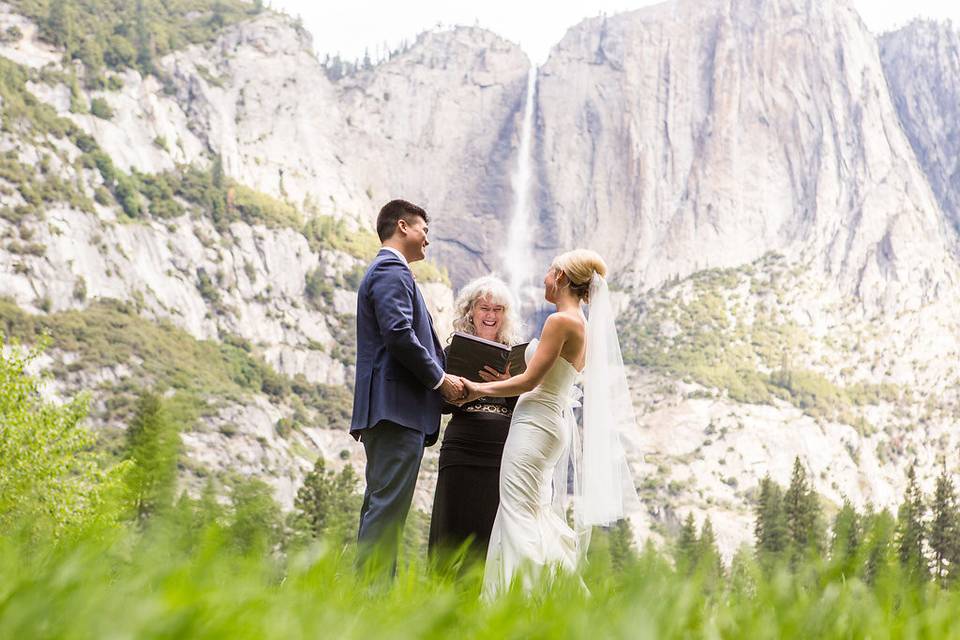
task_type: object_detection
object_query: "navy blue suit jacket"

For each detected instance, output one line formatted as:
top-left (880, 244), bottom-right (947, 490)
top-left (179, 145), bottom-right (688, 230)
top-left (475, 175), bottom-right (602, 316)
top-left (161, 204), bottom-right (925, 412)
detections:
top-left (350, 249), bottom-right (446, 445)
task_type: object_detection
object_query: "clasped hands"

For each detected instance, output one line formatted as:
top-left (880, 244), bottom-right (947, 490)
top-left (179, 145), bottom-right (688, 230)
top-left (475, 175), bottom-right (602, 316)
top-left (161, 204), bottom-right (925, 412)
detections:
top-left (438, 365), bottom-right (511, 405)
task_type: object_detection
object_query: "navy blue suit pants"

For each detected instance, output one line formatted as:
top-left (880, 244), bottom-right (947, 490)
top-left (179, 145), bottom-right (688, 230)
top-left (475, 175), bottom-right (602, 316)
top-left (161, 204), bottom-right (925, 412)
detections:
top-left (356, 420), bottom-right (425, 570)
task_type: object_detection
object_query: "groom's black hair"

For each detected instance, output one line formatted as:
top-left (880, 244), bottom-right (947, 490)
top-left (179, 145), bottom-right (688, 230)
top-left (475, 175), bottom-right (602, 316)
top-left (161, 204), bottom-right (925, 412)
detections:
top-left (377, 199), bottom-right (428, 241)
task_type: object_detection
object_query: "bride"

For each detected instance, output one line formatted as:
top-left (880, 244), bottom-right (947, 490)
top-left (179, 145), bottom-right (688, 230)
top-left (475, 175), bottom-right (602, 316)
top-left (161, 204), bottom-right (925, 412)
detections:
top-left (457, 249), bottom-right (639, 596)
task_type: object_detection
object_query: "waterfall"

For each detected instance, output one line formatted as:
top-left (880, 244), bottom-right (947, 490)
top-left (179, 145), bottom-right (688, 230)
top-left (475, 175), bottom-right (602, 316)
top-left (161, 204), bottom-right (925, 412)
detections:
top-left (504, 67), bottom-right (538, 302)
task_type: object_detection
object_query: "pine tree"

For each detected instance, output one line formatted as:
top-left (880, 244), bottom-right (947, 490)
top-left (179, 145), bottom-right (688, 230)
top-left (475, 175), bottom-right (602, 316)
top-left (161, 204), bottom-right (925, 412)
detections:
top-left (211, 1), bottom-right (227, 29)
top-left (675, 512), bottom-right (699, 575)
top-left (755, 475), bottom-right (787, 562)
top-left (293, 457), bottom-right (361, 544)
top-left (135, 0), bottom-right (154, 74)
top-left (45, 0), bottom-right (76, 54)
top-left (831, 499), bottom-right (861, 574)
top-left (211, 153), bottom-right (225, 190)
top-left (607, 519), bottom-right (637, 572)
top-left (896, 464), bottom-right (928, 582)
top-left (783, 457), bottom-right (822, 563)
top-left (929, 465), bottom-right (957, 585)
top-left (228, 478), bottom-right (282, 555)
top-left (697, 517), bottom-right (724, 588)
top-left (728, 545), bottom-right (759, 598)
top-left (78, 36), bottom-right (105, 89)
top-left (862, 507), bottom-right (897, 585)
top-left (124, 392), bottom-right (180, 522)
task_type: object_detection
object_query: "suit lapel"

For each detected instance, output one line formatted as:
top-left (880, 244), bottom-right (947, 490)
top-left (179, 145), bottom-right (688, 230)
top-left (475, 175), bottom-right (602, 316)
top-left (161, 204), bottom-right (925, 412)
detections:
top-left (377, 249), bottom-right (443, 356)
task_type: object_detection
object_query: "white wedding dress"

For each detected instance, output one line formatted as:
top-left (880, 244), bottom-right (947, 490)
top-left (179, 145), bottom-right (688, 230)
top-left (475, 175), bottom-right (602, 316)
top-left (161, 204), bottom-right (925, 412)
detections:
top-left (482, 338), bottom-right (581, 596)
top-left (482, 275), bottom-right (641, 598)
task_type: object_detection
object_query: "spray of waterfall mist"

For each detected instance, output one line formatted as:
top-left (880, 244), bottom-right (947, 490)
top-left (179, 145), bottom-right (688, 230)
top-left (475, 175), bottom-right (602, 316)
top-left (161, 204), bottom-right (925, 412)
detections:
top-left (504, 67), bottom-right (542, 325)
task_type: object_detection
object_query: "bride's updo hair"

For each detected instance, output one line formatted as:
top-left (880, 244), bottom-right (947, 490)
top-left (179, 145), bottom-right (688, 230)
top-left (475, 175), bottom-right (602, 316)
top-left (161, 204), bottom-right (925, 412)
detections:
top-left (551, 249), bottom-right (608, 303)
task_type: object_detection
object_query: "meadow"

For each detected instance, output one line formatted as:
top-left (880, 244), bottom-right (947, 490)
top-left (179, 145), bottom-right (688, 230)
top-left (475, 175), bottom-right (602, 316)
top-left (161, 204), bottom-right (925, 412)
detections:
top-left (4, 339), bottom-right (960, 639)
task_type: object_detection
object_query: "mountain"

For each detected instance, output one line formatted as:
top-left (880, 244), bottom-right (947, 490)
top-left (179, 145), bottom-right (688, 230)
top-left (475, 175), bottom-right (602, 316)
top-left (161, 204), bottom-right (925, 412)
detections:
top-left (2, 0), bottom-right (960, 555)
top-left (880, 19), bottom-right (960, 238)
top-left (537, 0), bottom-right (957, 312)
top-left (164, 20), bottom-right (531, 284)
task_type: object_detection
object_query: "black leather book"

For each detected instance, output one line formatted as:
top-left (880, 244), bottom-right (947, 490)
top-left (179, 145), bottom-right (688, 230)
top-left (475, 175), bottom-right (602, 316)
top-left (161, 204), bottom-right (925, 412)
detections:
top-left (445, 332), bottom-right (529, 382)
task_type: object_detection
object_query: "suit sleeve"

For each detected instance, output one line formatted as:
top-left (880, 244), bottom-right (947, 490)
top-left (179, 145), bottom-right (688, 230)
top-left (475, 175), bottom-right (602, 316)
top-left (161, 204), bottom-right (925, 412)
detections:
top-left (368, 261), bottom-right (445, 390)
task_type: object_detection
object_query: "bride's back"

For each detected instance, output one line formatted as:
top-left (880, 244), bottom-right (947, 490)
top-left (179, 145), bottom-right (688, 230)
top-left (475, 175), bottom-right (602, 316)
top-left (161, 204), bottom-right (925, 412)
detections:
top-left (552, 310), bottom-right (587, 372)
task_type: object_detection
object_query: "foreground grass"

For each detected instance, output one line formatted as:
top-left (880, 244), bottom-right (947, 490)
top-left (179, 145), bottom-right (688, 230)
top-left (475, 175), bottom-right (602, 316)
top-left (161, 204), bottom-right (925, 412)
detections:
top-left (3, 527), bottom-right (960, 640)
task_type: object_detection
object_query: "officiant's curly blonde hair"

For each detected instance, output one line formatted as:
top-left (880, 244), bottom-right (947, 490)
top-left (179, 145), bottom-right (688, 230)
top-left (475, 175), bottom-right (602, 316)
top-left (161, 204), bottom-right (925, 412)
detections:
top-left (451, 275), bottom-right (523, 346)
top-left (551, 249), bottom-right (608, 303)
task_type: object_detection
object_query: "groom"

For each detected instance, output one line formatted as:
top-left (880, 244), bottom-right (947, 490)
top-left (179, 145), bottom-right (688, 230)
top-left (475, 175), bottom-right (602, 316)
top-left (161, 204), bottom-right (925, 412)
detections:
top-left (350, 199), bottom-right (464, 571)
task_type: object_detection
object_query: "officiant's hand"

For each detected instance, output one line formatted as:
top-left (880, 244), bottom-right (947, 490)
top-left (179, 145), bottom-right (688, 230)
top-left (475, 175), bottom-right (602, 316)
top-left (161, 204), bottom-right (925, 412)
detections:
top-left (478, 364), bottom-right (511, 382)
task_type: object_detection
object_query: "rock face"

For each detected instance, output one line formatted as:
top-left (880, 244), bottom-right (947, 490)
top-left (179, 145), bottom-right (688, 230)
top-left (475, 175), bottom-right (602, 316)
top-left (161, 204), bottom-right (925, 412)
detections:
top-left (536, 0), bottom-right (957, 313)
top-left (164, 18), bottom-right (531, 286)
top-left (0, 8), bottom-right (457, 510)
top-left (880, 20), bottom-right (960, 238)
top-left (4, 0), bottom-right (960, 556)
top-left (337, 29), bottom-right (531, 284)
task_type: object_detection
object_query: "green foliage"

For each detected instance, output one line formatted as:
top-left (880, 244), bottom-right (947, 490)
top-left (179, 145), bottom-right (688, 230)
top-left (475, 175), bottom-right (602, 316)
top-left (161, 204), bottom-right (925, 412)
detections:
top-left (303, 215), bottom-right (381, 259)
top-left (672, 513), bottom-right (721, 589)
top-left (11, 0), bottom-right (256, 79)
top-left (606, 519), bottom-right (638, 573)
top-left (930, 466), bottom-right (959, 585)
top-left (0, 25), bottom-right (23, 43)
top-left (620, 256), bottom-right (903, 424)
top-left (754, 460), bottom-right (824, 570)
top-left (0, 57), bottom-right (75, 140)
top-left (0, 61), bottom-right (96, 213)
top-left (696, 518), bottom-right (724, 590)
top-left (898, 464), bottom-right (929, 582)
top-left (862, 508), bottom-right (897, 585)
top-left (411, 259), bottom-right (450, 285)
top-left (304, 266), bottom-right (333, 309)
top-left (782, 458), bottom-right (824, 564)
top-left (158, 164), bottom-right (303, 229)
top-left (123, 392), bottom-right (180, 522)
top-left (0, 298), bottom-right (353, 429)
top-left (291, 457), bottom-right (362, 547)
top-left (0, 337), bottom-right (124, 538)
top-left (831, 499), bottom-right (861, 574)
top-left (754, 474), bottom-right (787, 562)
top-left (7, 512), bottom-right (960, 638)
top-left (675, 512), bottom-right (699, 575)
top-left (89, 96), bottom-right (113, 119)
top-left (232, 182), bottom-right (302, 228)
top-left (227, 477), bottom-right (283, 555)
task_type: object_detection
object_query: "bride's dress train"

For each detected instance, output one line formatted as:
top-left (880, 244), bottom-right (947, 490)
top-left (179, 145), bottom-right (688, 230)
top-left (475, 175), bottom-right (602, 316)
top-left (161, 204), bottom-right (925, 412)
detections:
top-left (482, 340), bottom-right (581, 596)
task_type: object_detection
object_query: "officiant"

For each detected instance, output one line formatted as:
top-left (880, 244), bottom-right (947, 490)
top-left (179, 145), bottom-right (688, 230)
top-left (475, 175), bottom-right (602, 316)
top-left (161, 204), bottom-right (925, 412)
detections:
top-left (428, 276), bottom-right (523, 560)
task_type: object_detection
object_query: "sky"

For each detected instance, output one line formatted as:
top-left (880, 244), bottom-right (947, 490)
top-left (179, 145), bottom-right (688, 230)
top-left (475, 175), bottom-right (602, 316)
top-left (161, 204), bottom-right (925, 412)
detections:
top-left (269, 0), bottom-right (960, 66)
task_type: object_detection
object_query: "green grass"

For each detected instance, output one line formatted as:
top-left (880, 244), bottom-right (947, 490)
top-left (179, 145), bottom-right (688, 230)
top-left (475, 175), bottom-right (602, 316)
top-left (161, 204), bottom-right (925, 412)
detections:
top-left (3, 523), bottom-right (960, 639)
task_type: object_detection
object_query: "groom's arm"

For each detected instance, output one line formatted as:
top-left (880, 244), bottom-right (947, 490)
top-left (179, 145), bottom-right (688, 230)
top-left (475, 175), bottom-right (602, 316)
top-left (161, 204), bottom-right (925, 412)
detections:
top-left (368, 261), bottom-right (446, 390)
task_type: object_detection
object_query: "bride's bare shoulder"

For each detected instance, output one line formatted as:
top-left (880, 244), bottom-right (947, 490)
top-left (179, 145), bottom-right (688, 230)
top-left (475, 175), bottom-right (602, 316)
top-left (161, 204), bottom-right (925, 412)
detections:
top-left (544, 311), bottom-right (586, 333)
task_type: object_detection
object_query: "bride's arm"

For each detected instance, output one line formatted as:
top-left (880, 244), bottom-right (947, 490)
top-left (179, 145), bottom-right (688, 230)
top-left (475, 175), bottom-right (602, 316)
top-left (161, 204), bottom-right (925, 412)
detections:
top-left (465, 315), bottom-right (569, 399)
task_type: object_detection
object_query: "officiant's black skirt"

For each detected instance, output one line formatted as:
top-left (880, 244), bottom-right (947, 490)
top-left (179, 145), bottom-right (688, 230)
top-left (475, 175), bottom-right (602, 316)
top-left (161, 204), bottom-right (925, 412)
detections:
top-left (428, 407), bottom-right (512, 559)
